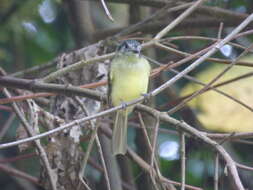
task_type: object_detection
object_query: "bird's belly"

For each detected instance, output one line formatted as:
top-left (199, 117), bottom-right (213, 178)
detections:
top-left (111, 73), bottom-right (149, 106)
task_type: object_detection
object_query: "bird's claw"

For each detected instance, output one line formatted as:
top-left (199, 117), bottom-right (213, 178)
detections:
top-left (141, 92), bottom-right (152, 103)
top-left (120, 101), bottom-right (127, 109)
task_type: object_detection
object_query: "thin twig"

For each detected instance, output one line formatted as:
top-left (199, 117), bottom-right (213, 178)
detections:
top-left (164, 29), bottom-right (253, 53)
top-left (42, 53), bottom-right (113, 83)
top-left (95, 19), bottom-right (252, 40)
top-left (147, 56), bottom-right (253, 113)
top-left (137, 113), bottom-right (162, 189)
top-left (0, 152), bottom-right (36, 163)
top-left (0, 76), bottom-right (103, 102)
top-left (169, 69), bottom-right (253, 112)
top-left (84, 0), bottom-right (248, 23)
top-left (127, 148), bottom-right (202, 190)
top-left (11, 61), bottom-right (56, 78)
top-left (150, 117), bottom-right (159, 169)
top-left (9, 25), bottom-right (251, 87)
top-left (10, 17), bottom-right (251, 84)
top-left (151, 12), bottom-right (253, 97)
top-left (236, 162), bottom-right (253, 172)
top-left (3, 89), bottom-right (57, 190)
top-left (232, 139), bottom-right (253, 145)
top-left (113, 2), bottom-right (192, 38)
top-left (180, 132), bottom-right (186, 190)
top-left (214, 154), bottom-right (219, 190)
top-left (1, 100), bottom-right (245, 189)
top-left (75, 96), bottom-right (111, 190)
top-left (0, 163), bottom-right (40, 185)
top-left (0, 79), bottom-right (107, 105)
top-left (130, 120), bottom-right (253, 141)
top-left (156, 42), bottom-right (253, 67)
top-left (137, 113), bottom-right (152, 151)
top-left (95, 135), bottom-right (111, 190)
top-left (166, 18), bottom-right (252, 114)
top-left (0, 105), bottom-right (12, 112)
top-left (154, 0), bottom-right (206, 40)
top-left (205, 132), bottom-right (253, 140)
top-left (218, 22), bottom-right (224, 39)
top-left (137, 104), bottom-right (245, 190)
top-left (100, 0), bottom-right (114, 21)
top-left (73, 98), bottom-right (96, 190)
top-left (167, 42), bottom-right (253, 114)
top-left (0, 113), bottom-right (15, 140)
top-left (0, 102), bottom-right (130, 149)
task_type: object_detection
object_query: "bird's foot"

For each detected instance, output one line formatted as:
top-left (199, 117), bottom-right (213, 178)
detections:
top-left (120, 101), bottom-right (128, 110)
top-left (141, 92), bottom-right (152, 104)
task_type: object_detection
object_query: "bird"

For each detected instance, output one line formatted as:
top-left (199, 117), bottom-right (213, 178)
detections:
top-left (108, 40), bottom-right (151, 155)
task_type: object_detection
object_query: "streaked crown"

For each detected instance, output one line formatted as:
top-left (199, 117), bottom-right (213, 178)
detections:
top-left (117, 40), bottom-right (141, 54)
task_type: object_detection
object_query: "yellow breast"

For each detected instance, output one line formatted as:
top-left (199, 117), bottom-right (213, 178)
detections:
top-left (110, 54), bottom-right (150, 107)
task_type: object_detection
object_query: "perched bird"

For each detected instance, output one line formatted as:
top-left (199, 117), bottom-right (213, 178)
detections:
top-left (108, 40), bottom-right (151, 155)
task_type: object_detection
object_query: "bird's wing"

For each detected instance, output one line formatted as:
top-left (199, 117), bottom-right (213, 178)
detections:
top-left (107, 60), bottom-right (114, 106)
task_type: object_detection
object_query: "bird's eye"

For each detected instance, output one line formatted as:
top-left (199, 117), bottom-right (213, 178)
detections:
top-left (123, 42), bottom-right (129, 49)
top-left (118, 42), bottom-right (128, 52)
top-left (117, 40), bottom-right (141, 53)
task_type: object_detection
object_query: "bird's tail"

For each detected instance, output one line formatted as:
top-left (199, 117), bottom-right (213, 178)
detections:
top-left (112, 109), bottom-right (128, 155)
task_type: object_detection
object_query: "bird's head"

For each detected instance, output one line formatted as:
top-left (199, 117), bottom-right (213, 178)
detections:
top-left (117, 40), bottom-right (141, 55)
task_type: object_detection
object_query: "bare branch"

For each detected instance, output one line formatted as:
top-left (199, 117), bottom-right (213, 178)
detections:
top-left (2, 88), bottom-right (57, 190)
top-left (0, 76), bottom-right (103, 102)
top-left (214, 154), bottom-right (219, 190)
top-left (168, 41), bottom-right (253, 114)
top-left (138, 104), bottom-right (245, 190)
top-left (0, 164), bottom-right (40, 185)
top-left (100, 0), bottom-right (114, 21)
top-left (154, 0), bottom-right (206, 40)
top-left (151, 12), bottom-right (253, 97)
top-left (180, 132), bottom-right (186, 190)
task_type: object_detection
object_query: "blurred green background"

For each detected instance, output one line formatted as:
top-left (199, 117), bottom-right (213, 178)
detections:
top-left (1, 0), bottom-right (253, 190)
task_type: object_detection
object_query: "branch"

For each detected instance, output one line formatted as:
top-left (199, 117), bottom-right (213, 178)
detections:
top-left (0, 101), bottom-right (126, 149)
top-left (167, 42), bottom-right (253, 114)
top-left (85, 0), bottom-right (248, 22)
top-left (42, 52), bottom-right (113, 83)
top-left (2, 88), bottom-right (57, 190)
top-left (0, 164), bottom-right (40, 185)
top-left (214, 154), bottom-right (219, 190)
top-left (154, 0), bottom-right (206, 40)
top-left (137, 104), bottom-right (244, 190)
top-left (11, 61), bottom-right (56, 78)
top-left (0, 95), bottom-right (246, 189)
top-left (100, 0), bottom-right (114, 21)
top-left (0, 76), bottom-right (103, 102)
top-left (168, 68), bottom-right (253, 112)
top-left (0, 97), bottom-right (249, 190)
top-left (42, 12), bottom-right (253, 85)
top-left (156, 42), bottom-right (253, 67)
top-left (127, 148), bottom-right (202, 190)
top-left (2, 21), bottom-right (253, 147)
top-left (180, 132), bottom-right (186, 190)
top-left (95, 18), bottom-right (252, 39)
top-left (151, 12), bottom-right (253, 96)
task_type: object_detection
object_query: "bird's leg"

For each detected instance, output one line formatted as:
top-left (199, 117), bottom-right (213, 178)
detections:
top-left (120, 99), bottom-right (128, 110)
top-left (141, 92), bottom-right (152, 104)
